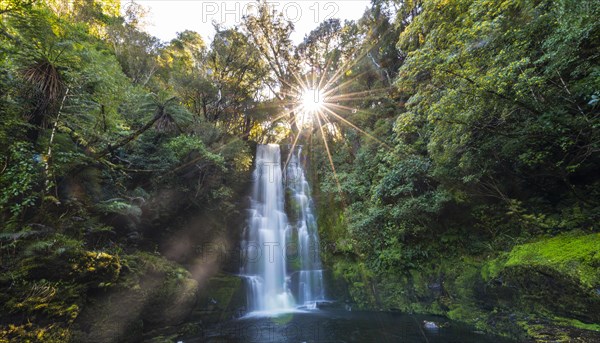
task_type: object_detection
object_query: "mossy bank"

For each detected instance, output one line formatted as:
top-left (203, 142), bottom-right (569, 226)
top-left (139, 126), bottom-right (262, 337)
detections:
top-left (319, 218), bottom-right (600, 342)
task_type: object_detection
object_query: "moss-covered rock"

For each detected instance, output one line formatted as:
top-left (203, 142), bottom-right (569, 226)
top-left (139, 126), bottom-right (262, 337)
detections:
top-left (485, 232), bottom-right (600, 288)
top-left (73, 252), bottom-right (199, 343)
top-left (133, 253), bottom-right (199, 326)
top-left (0, 230), bottom-right (127, 342)
top-left (3, 279), bottom-right (84, 323)
top-left (327, 231), bottom-right (600, 342)
top-left (0, 323), bottom-right (72, 343)
top-left (192, 273), bottom-right (245, 323)
top-left (483, 232), bottom-right (600, 323)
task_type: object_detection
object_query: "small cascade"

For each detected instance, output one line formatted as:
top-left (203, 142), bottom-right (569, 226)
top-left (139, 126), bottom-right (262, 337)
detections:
top-left (285, 146), bottom-right (325, 308)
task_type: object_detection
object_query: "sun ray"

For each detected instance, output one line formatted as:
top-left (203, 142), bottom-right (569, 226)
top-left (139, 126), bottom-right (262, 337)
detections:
top-left (318, 40), bottom-right (379, 93)
top-left (284, 127), bottom-right (303, 172)
top-left (315, 110), bottom-right (342, 195)
top-left (321, 71), bottom-right (376, 98)
top-left (327, 88), bottom-right (390, 101)
top-left (320, 45), bottom-right (365, 87)
top-left (320, 106), bottom-right (389, 148)
top-left (317, 57), bottom-right (335, 91)
top-left (324, 103), bottom-right (357, 112)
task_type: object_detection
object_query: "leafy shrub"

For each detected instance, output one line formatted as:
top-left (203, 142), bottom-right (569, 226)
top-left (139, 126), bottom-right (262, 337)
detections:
top-left (0, 142), bottom-right (42, 224)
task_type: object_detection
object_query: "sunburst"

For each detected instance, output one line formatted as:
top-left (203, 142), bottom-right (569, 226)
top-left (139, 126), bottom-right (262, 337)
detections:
top-left (301, 88), bottom-right (324, 113)
top-left (279, 50), bottom-right (392, 196)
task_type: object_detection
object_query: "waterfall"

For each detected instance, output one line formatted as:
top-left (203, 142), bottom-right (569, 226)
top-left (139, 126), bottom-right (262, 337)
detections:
top-left (286, 146), bottom-right (325, 308)
top-left (242, 144), bottom-right (295, 312)
top-left (241, 144), bottom-right (325, 314)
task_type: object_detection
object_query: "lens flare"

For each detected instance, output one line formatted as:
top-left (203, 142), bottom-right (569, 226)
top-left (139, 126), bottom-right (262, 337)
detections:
top-left (301, 88), bottom-right (324, 113)
top-left (295, 88), bottom-right (325, 128)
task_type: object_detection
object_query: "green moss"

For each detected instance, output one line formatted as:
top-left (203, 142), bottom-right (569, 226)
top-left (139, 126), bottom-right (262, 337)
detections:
top-left (331, 258), bottom-right (376, 308)
top-left (447, 305), bottom-right (487, 330)
top-left (201, 273), bottom-right (242, 308)
top-left (517, 317), bottom-right (600, 343)
top-left (0, 323), bottom-right (72, 343)
top-left (519, 320), bottom-right (569, 342)
top-left (73, 251), bottom-right (199, 342)
top-left (481, 256), bottom-right (505, 281)
top-left (553, 317), bottom-right (600, 332)
top-left (2, 279), bottom-right (84, 327)
top-left (119, 252), bottom-right (199, 326)
top-left (288, 254), bottom-right (301, 271)
top-left (124, 251), bottom-right (185, 276)
top-left (193, 273), bottom-right (245, 323)
top-left (71, 251), bottom-right (121, 287)
top-left (501, 232), bottom-right (600, 288)
top-left (477, 232), bottom-right (600, 339)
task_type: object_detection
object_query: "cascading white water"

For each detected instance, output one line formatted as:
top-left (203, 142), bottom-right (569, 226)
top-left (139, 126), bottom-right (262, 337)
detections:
top-left (285, 146), bottom-right (325, 308)
top-left (242, 144), bottom-right (295, 312)
top-left (241, 144), bottom-right (325, 314)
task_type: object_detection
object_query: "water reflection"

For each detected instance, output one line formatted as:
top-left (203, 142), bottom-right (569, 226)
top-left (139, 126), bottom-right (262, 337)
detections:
top-left (183, 309), bottom-right (514, 343)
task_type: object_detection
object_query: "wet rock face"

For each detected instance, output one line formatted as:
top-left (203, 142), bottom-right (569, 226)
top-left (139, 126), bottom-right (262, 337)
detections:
top-left (348, 232), bottom-right (600, 342)
top-left (422, 320), bottom-right (439, 330)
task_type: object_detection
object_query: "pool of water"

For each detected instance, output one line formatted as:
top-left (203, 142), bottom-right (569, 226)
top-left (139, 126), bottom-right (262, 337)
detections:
top-left (181, 308), bottom-right (514, 342)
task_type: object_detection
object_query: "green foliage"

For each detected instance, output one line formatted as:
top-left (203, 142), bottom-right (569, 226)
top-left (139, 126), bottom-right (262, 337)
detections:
top-left (95, 199), bottom-right (142, 217)
top-left (0, 142), bottom-right (42, 224)
top-left (166, 135), bottom-right (223, 166)
top-left (332, 259), bottom-right (376, 308)
top-left (310, 0), bottom-right (600, 340)
top-left (0, 0), bottom-right (257, 341)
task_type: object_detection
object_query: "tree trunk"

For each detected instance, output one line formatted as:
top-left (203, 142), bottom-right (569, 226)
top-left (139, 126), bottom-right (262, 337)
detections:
top-left (94, 112), bottom-right (161, 160)
top-left (44, 87), bottom-right (69, 191)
